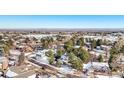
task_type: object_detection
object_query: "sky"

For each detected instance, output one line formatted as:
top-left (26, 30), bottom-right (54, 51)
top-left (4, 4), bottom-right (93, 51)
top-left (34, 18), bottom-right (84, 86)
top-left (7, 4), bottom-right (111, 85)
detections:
top-left (0, 15), bottom-right (124, 29)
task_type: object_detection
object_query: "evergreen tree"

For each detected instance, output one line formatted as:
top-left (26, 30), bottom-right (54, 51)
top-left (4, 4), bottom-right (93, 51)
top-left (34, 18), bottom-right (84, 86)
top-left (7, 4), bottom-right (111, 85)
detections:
top-left (76, 37), bottom-right (84, 46)
top-left (91, 39), bottom-right (97, 50)
top-left (56, 60), bottom-right (62, 67)
top-left (0, 35), bottom-right (2, 40)
top-left (68, 53), bottom-right (83, 71)
top-left (96, 39), bottom-right (102, 46)
top-left (78, 48), bottom-right (90, 63)
top-left (98, 55), bottom-right (103, 62)
top-left (49, 55), bottom-right (54, 65)
top-left (64, 40), bottom-right (73, 53)
top-left (120, 45), bottom-right (124, 54)
top-left (47, 50), bottom-right (55, 65)
top-left (110, 47), bottom-right (119, 55)
top-left (46, 50), bottom-right (53, 57)
top-left (56, 48), bottom-right (64, 58)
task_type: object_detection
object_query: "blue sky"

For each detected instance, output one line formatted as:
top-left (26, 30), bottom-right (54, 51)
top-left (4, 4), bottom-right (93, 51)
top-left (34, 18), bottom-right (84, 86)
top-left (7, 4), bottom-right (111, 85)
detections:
top-left (0, 15), bottom-right (124, 28)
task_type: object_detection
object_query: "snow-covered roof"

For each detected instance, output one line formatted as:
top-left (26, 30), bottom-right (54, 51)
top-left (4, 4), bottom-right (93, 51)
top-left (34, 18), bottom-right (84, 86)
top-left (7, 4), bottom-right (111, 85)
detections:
top-left (84, 35), bottom-right (118, 42)
top-left (93, 49), bottom-right (105, 54)
top-left (9, 50), bottom-right (21, 56)
top-left (9, 56), bottom-right (18, 60)
top-left (85, 42), bottom-right (91, 45)
top-left (83, 62), bottom-right (109, 70)
top-left (6, 70), bottom-right (18, 78)
top-left (101, 45), bottom-right (111, 49)
top-left (74, 45), bottom-right (80, 48)
top-left (90, 51), bottom-right (105, 57)
top-left (92, 62), bottom-right (109, 67)
top-left (18, 45), bottom-right (25, 48)
top-left (25, 52), bottom-right (32, 56)
top-left (24, 34), bottom-right (56, 39)
top-left (9, 61), bottom-right (15, 65)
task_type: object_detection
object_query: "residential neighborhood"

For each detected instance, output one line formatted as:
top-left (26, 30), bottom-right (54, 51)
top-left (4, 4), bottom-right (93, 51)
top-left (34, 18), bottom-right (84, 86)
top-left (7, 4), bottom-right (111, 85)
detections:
top-left (0, 29), bottom-right (124, 78)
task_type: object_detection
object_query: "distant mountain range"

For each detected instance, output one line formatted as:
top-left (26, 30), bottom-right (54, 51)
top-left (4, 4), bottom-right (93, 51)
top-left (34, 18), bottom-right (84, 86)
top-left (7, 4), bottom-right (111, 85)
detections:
top-left (0, 28), bottom-right (124, 32)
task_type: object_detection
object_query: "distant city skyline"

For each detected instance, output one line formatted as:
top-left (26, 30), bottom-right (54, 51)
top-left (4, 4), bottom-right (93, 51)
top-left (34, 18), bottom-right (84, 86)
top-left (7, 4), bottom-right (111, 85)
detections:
top-left (0, 15), bottom-right (124, 29)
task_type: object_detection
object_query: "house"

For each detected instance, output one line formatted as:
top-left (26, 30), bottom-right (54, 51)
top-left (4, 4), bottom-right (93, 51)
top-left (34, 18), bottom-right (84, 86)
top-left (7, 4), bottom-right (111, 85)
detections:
top-left (9, 50), bottom-right (21, 65)
top-left (34, 46), bottom-right (43, 52)
top-left (8, 56), bottom-right (17, 66)
top-left (5, 69), bottom-right (18, 78)
top-left (83, 62), bottom-right (110, 74)
top-left (101, 45), bottom-right (111, 51)
top-left (9, 50), bottom-right (21, 56)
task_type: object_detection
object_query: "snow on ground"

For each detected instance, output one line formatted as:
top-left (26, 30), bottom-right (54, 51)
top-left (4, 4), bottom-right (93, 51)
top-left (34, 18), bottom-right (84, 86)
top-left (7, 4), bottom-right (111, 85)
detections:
top-left (29, 52), bottom-right (74, 74)
top-left (24, 34), bottom-right (71, 39)
top-left (59, 65), bottom-right (74, 74)
top-left (60, 54), bottom-right (68, 63)
top-left (36, 56), bottom-right (49, 64)
top-left (96, 75), bottom-right (121, 78)
top-left (83, 62), bottom-right (92, 70)
top-left (28, 50), bottom-right (76, 75)
top-left (96, 75), bottom-right (110, 78)
top-left (84, 35), bottom-right (118, 42)
top-left (28, 49), bottom-right (54, 65)
top-left (28, 74), bottom-right (36, 78)
top-left (35, 55), bottom-right (74, 74)
top-left (24, 34), bottom-right (56, 39)
top-left (57, 73), bottom-right (65, 77)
